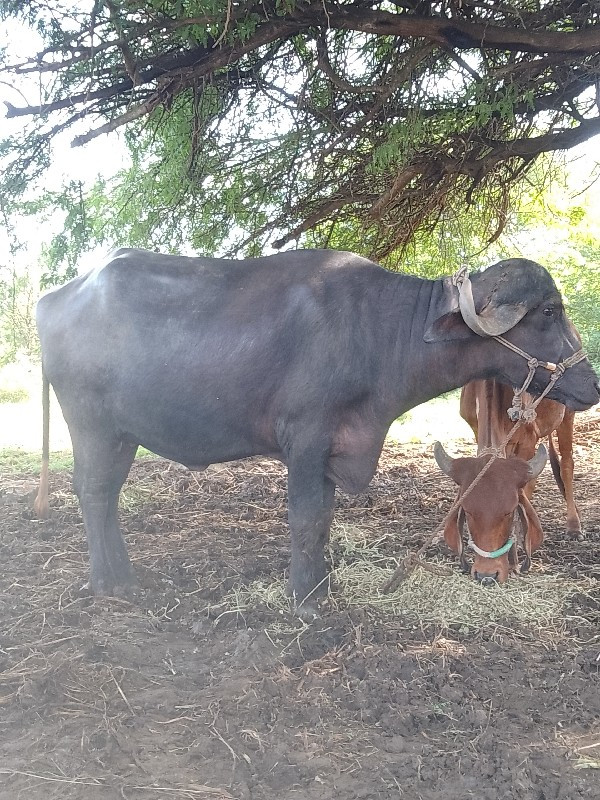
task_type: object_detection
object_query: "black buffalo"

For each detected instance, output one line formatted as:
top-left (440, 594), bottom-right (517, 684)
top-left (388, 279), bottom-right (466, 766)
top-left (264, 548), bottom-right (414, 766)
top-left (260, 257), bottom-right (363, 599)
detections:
top-left (35, 249), bottom-right (599, 614)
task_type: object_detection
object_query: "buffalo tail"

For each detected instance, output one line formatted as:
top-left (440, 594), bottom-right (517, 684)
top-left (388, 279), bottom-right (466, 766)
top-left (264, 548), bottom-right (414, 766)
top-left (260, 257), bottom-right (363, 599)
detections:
top-left (33, 372), bottom-right (50, 519)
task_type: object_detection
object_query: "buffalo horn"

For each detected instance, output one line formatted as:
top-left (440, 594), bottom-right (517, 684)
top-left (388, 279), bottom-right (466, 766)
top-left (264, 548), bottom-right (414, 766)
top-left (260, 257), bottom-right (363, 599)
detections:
top-left (526, 443), bottom-right (548, 479)
top-left (458, 274), bottom-right (529, 337)
top-left (433, 441), bottom-right (455, 478)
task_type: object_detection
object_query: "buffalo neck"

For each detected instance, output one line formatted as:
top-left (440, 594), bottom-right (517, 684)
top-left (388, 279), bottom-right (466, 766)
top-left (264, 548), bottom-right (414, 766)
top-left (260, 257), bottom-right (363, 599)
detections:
top-left (377, 272), bottom-right (492, 418)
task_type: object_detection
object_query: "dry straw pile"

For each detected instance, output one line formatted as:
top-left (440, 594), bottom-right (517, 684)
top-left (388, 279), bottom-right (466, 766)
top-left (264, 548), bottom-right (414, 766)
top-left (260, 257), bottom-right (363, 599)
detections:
top-left (219, 522), bottom-right (597, 634)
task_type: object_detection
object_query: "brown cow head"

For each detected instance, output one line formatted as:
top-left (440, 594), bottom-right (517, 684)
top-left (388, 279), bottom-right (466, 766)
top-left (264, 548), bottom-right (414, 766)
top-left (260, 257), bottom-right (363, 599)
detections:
top-left (434, 442), bottom-right (547, 585)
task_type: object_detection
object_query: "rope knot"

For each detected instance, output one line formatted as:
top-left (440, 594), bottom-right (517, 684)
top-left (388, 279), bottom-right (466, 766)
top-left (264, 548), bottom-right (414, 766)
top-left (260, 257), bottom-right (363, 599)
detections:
top-left (521, 405), bottom-right (538, 422)
top-left (451, 265), bottom-right (469, 288)
top-left (507, 390), bottom-right (524, 422)
top-left (479, 445), bottom-right (505, 458)
top-left (507, 402), bottom-right (537, 423)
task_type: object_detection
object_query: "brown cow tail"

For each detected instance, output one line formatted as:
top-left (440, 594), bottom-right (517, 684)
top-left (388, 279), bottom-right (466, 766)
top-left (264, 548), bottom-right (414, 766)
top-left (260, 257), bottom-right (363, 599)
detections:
top-left (548, 434), bottom-right (566, 500)
top-left (34, 371), bottom-right (50, 519)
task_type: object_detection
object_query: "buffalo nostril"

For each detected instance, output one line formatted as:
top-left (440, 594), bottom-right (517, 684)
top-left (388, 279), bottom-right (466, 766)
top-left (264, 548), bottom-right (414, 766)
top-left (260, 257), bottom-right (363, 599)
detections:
top-left (474, 571), bottom-right (499, 586)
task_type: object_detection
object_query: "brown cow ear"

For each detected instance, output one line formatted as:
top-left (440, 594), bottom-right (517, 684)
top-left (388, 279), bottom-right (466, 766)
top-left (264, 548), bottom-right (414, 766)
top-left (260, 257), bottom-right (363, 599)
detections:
top-left (519, 493), bottom-right (544, 558)
top-left (442, 502), bottom-right (463, 554)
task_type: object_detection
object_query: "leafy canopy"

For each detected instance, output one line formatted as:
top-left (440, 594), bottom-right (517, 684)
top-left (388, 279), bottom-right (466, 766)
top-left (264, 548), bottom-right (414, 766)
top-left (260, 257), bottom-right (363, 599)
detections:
top-left (2, 1), bottom-right (600, 260)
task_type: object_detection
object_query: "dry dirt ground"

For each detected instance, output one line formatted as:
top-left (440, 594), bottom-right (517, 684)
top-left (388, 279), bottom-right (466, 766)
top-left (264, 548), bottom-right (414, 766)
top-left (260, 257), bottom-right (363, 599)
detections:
top-left (1, 413), bottom-right (599, 800)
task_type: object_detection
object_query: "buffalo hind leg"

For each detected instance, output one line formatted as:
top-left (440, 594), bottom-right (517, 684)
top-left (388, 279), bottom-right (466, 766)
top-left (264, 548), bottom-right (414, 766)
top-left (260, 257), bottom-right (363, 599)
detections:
top-left (71, 430), bottom-right (138, 595)
top-left (286, 446), bottom-right (336, 618)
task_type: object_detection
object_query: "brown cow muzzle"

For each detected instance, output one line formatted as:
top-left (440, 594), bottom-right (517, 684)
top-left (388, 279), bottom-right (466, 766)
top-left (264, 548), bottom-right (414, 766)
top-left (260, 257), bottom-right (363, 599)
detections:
top-left (473, 569), bottom-right (500, 586)
top-left (472, 554), bottom-right (510, 585)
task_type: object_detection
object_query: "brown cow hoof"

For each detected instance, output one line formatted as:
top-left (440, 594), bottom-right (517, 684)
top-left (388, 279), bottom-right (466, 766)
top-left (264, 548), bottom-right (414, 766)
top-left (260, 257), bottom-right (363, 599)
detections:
top-left (567, 529), bottom-right (584, 542)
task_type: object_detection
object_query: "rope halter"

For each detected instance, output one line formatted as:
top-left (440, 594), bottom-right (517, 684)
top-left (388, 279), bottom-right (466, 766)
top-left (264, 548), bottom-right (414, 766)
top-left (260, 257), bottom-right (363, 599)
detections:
top-left (468, 532), bottom-right (514, 560)
top-left (493, 336), bottom-right (587, 422)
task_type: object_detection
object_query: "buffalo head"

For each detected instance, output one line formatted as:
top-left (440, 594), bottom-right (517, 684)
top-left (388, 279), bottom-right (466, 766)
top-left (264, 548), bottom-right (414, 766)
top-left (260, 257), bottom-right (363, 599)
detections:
top-left (434, 441), bottom-right (547, 585)
top-left (424, 259), bottom-right (600, 411)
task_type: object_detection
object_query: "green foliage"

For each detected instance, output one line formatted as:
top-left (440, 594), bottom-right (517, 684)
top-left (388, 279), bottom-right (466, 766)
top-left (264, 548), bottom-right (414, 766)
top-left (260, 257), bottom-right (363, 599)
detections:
top-left (466, 79), bottom-right (521, 126)
top-left (0, 1), bottom-right (598, 378)
top-left (563, 269), bottom-right (600, 372)
top-left (0, 199), bottom-right (39, 362)
top-left (0, 386), bottom-right (28, 403)
top-left (544, 253), bottom-right (600, 373)
top-left (31, 85), bottom-right (304, 261)
top-left (498, 160), bottom-right (600, 372)
top-left (0, 268), bottom-right (38, 363)
top-left (3, 2), bottom-right (600, 264)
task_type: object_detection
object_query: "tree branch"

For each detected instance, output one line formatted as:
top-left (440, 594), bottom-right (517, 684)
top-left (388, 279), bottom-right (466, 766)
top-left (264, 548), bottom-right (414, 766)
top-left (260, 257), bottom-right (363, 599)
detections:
top-left (315, 5), bottom-right (600, 55)
top-left (70, 97), bottom-right (161, 146)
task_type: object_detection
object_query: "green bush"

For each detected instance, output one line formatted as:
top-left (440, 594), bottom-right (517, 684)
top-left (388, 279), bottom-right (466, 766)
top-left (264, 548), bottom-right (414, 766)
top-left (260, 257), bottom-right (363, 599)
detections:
top-left (0, 386), bottom-right (28, 403)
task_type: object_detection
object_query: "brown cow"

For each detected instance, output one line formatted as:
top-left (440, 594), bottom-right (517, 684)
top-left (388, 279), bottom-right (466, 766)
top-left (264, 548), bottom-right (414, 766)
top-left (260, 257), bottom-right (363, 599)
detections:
top-left (459, 380), bottom-right (582, 538)
top-left (434, 442), bottom-right (548, 585)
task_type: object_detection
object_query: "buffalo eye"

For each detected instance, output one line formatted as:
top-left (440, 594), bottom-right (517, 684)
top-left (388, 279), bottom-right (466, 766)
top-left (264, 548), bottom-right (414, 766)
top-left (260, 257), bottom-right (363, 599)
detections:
top-left (542, 305), bottom-right (555, 317)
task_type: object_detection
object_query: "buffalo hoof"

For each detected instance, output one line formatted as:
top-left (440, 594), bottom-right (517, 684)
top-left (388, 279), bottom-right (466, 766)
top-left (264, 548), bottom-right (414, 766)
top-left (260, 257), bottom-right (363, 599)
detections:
top-left (286, 580), bottom-right (328, 621)
top-left (294, 599), bottom-right (321, 622)
top-left (88, 572), bottom-right (139, 599)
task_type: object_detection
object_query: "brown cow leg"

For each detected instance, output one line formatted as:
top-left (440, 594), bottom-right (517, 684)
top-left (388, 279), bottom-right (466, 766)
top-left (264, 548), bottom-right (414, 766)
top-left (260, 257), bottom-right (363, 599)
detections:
top-left (554, 421), bottom-right (583, 539)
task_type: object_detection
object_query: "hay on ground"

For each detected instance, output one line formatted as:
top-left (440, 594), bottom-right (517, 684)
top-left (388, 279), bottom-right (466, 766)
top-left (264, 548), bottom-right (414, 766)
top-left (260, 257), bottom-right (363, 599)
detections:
top-left (216, 522), bottom-right (597, 633)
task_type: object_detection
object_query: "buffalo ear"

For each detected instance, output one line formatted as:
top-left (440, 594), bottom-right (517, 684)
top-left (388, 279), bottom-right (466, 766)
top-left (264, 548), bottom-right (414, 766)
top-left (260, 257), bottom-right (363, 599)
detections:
top-left (424, 277), bottom-right (474, 343)
top-left (424, 309), bottom-right (474, 342)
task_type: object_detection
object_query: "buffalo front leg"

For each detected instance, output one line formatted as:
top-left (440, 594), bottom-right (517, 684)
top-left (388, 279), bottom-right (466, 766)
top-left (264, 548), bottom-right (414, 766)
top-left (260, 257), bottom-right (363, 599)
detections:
top-left (71, 431), bottom-right (138, 596)
top-left (286, 452), bottom-right (336, 616)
